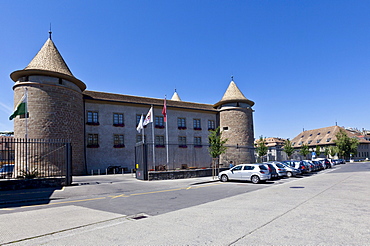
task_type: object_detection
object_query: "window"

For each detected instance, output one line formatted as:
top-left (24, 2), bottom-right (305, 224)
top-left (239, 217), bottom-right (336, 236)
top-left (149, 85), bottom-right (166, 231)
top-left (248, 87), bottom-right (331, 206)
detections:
top-left (113, 134), bottom-right (125, 148)
top-left (113, 113), bottom-right (124, 127)
top-left (155, 116), bottom-right (165, 128)
top-left (179, 136), bottom-right (187, 148)
top-left (208, 120), bottom-right (215, 130)
top-left (155, 135), bottom-right (165, 147)
top-left (317, 132), bottom-right (321, 135)
top-left (136, 135), bottom-right (146, 143)
top-left (326, 138), bottom-right (331, 142)
top-left (308, 140), bottom-right (312, 144)
top-left (194, 137), bottom-right (202, 148)
top-left (327, 131), bottom-right (331, 134)
top-left (87, 111), bottom-right (99, 125)
top-left (178, 118), bottom-right (186, 130)
top-left (316, 139), bottom-right (322, 143)
top-left (243, 165), bottom-right (255, 170)
top-left (87, 134), bottom-right (99, 148)
top-left (193, 119), bottom-right (201, 130)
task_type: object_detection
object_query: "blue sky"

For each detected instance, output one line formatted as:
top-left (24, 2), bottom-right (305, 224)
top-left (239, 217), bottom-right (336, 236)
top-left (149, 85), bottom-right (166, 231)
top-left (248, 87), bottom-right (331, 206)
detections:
top-left (1, 0), bottom-right (370, 139)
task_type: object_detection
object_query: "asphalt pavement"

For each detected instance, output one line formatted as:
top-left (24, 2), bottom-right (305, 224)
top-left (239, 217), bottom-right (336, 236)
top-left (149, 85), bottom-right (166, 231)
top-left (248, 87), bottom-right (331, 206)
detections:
top-left (1, 163), bottom-right (370, 245)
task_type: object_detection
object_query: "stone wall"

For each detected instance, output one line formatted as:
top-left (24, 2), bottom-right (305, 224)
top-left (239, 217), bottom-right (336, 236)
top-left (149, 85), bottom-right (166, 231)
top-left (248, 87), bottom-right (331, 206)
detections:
top-left (13, 77), bottom-right (85, 175)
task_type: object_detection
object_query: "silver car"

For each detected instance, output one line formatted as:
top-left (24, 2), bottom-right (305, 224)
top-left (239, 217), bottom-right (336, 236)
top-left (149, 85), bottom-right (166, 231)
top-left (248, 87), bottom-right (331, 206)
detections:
top-left (267, 162), bottom-right (287, 177)
top-left (279, 161), bottom-right (301, 177)
top-left (218, 164), bottom-right (271, 184)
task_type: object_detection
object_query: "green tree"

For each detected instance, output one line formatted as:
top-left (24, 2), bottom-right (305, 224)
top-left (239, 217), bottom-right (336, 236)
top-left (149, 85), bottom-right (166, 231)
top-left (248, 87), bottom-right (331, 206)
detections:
top-left (208, 126), bottom-right (228, 159)
top-left (283, 139), bottom-right (295, 159)
top-left (300, 144), bottom-right (309, 159)
top-left (328, 145), bottom-right (339, 158)
top-left (315, 145), bottom-right (321, 158)
top-left (255, 135), bottom-right (268, 162)
top-left (334, 129), bottom-right (359, 159)
top-left (324, 147), bottom-right (330, 158)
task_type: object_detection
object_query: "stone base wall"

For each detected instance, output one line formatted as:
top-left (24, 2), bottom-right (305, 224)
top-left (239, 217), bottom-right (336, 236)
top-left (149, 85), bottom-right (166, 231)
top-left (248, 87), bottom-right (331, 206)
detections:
top-left (148, 168), bottom-right (228, 181)
top-left (0, 178), bottom-right (64, 191)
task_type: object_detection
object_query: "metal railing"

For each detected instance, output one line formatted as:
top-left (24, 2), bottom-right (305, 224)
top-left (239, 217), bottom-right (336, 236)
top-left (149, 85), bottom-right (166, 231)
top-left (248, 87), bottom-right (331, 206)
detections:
top-left (0, 138), bottom-right (71, 183)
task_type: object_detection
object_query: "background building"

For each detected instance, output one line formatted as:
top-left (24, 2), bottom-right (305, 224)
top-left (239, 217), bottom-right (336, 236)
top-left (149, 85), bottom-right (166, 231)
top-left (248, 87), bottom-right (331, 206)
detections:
top-left (290, 125), bottom-right (370, 160)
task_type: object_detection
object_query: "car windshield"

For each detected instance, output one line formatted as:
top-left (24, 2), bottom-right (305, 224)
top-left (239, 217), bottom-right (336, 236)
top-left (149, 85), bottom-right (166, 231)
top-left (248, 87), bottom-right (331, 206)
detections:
top-left (276, 163), bottom-right (284, 168)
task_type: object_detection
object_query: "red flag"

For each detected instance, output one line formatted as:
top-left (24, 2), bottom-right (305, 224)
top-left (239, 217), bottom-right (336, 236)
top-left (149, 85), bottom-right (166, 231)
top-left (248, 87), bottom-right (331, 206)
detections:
top-left (162, 97), bottom-right (167, 122)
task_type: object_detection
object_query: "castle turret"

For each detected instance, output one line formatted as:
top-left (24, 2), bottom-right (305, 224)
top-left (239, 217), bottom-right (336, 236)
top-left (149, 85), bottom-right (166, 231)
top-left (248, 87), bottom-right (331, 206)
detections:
top-left (214, 79), bottom-right (255, 164)
top-left (10, 34), bottom-right (86, 174)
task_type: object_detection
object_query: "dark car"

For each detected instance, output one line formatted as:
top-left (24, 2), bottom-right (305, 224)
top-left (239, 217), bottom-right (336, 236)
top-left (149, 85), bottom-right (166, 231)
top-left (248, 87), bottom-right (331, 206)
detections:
top-left (265, 163), bottom-right (279, 180)
top-left (0, 164), bottom-right (14, 178)
top-left (281, 160), bottom-right (308, 174)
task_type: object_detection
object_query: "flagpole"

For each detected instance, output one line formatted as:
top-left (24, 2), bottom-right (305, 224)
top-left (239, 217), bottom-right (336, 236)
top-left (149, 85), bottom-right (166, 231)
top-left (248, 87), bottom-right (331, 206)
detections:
top-left (164, 97), bottom-right (169, 168)
top-left (25, 87), bottom-right (28, 173)
top-left (151, 106), bottom-right (155, 170)
top-left (25, 87), bottom-right (28, 139)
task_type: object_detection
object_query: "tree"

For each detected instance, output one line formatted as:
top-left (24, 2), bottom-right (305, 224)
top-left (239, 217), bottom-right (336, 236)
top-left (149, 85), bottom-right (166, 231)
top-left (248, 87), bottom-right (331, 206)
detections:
top-left (328, 145), bottom-right (339, 158)
top-left (255, 135), bottom-right (268, 162)
top-left (324, 147), bottom-right (330, 158)
top-left (300, 144), bottom-right (309, 159)
top-left (283, 139), bottom-right (295, 159)
top-left (208, 126), bottom-right (228, 159)
top-left (315, 145), bottom-right (321, 158)
top-left (334, 129), bottom-right (359, 159)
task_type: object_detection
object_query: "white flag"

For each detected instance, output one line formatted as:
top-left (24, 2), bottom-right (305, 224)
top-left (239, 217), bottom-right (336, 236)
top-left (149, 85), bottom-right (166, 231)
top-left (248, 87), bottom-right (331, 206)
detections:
top-left (136, 114), bottom-right (144, 133)
top-left (143, 106), bottom-right (153, 126)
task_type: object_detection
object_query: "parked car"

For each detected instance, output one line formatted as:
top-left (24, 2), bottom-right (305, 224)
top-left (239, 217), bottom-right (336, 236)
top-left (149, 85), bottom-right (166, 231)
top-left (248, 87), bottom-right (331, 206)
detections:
top-left (218, 164), bottom-right (271, 184)
top-left (0, 164), bottom-right (14, 178)
top-left (267, 162), bottom-right (287, 178)
top-left (279, 162), bottom-right (301, 177)
top-left (264, 163), bottom-right (279, 180)
top-left (281, 160), bottom-right (309, 174)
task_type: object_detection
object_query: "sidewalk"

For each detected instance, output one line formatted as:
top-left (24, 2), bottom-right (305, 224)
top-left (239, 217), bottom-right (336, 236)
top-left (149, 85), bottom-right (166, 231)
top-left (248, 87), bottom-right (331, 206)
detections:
top-left (2, 166), bottom-right (369, 245)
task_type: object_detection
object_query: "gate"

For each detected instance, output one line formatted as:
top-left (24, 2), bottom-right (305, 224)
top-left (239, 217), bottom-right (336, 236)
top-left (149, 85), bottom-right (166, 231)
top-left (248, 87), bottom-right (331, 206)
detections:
top-left (135, 142), bottom-right (148, 180)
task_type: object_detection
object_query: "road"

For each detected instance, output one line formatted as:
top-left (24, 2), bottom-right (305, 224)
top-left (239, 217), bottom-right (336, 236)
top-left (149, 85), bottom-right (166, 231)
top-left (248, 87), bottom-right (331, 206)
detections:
top-left (1, 162), bottom-right (369, 245)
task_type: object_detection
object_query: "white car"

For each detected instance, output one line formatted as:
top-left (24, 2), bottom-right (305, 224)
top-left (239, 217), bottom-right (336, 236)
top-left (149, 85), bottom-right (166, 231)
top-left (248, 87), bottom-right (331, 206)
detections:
top-left (218, 164), bottom-right (271, 184)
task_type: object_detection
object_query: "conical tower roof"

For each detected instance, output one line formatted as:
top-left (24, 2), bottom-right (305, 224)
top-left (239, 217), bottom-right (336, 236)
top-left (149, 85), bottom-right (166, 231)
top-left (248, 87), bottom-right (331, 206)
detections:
top-left (214, 80), bottom-right (254, 107)
top-left (11, 37), bottom-right (86, 91)
top-left (171, 90), bottom-right (182, 101)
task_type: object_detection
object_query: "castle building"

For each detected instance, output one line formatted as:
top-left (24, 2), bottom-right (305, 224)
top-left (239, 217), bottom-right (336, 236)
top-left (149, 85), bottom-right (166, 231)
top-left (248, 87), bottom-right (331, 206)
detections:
top-left (10, 35), bottom-right (256, 174)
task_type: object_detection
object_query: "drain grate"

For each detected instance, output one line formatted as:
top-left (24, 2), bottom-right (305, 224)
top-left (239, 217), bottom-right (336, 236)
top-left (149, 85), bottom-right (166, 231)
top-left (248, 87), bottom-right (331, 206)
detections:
top-left (127, 214), bottom-right (149, 220)
top-left (290, 186), bottom-right (305, 189)
top-left (132, 215), bottom-right (147, 220)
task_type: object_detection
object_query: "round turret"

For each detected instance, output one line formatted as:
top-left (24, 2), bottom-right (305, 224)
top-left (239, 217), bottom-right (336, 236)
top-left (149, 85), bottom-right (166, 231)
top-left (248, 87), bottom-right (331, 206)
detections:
top-left (215, 80), bottom-right (255, 164)
top-left (10, 36), bottom-right (86, 175)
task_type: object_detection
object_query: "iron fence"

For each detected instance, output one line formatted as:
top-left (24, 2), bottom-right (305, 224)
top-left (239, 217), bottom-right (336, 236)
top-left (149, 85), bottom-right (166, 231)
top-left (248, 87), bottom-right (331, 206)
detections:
top-left (0, 138), bottom-right (71, 183)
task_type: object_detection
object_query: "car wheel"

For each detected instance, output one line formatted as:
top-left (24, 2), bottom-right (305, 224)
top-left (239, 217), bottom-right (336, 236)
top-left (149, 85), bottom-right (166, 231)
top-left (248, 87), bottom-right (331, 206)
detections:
top-left (287, 171), bottom-right (292, 178)
top-left (220, 174), bottom-right (228, 182)
top-left (251, 175), bottom-right (260, 184)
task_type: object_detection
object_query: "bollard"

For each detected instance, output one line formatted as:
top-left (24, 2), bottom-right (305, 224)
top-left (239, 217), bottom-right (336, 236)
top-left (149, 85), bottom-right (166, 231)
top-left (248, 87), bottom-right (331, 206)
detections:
top-left (91, 170), bottom-right (94, 176)
top-left (106, 169), bottom-right (108, 175)
top-left (98, 169), bottom-right (100, 175)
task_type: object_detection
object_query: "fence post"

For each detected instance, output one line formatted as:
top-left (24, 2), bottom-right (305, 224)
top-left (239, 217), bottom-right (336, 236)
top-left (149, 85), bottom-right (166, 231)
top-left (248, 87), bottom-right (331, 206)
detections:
top-left (65, 142), bottom-right (72, 185)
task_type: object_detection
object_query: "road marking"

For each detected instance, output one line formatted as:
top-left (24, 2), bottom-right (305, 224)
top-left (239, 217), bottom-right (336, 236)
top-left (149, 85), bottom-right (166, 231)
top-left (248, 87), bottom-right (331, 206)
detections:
top-left (19, 197), bottom-right (107, 209)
